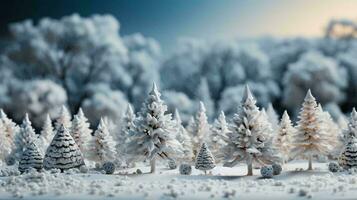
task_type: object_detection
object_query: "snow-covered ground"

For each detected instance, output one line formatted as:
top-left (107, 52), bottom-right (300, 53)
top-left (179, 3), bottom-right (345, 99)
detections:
top-left (0, 160), bottom-right (356, 199)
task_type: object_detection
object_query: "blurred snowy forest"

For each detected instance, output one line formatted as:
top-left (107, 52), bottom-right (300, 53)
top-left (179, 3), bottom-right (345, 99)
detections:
top-left (0, 14), bottom-right (356, 128)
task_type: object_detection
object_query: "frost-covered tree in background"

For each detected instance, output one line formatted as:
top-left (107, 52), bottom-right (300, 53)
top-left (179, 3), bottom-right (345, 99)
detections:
top-left (14, 114), bottom-right (36, 159)
top-left (174, 109), bottom-right (193, 161)
top-left (0, 109), bottom-right (18, 160)
top-left (195, 143), bottom-right (215, 175)
top-left (339, 137), bottom-right (357, 169)
top-left (44, 125), bottom-right (84, 171)
top-left (126, 83), bottom-right (183, 173)
top-left (283, 51), bottom-right (347, 113)
top-left (291, 90), bottom-right (333, 170)
top-left (274, 111), bottom-right (295, 163)
top-left (55, 106), bottom-right (72, 130)
top-left (163, 91), bottom-right (195, 124)
top-left (190, 102), bottom-right (211, 158)
top-left (71, 108), bottom-right (92, 153)
top-left (0, 121), bottom-right (13, 163)
top-left (209, 111), bottom-right (229, 162)
top-left (38, 114), bottom-right (54, 154)
top-left (266, 103), bottom-right (279, 132)
top-left (223, 85), bottom-right (280, 176)
top-left (342, 108), bottom-right (357, 144)
top-left (87, 118), bottom-right (117, 166)
top-left (18, 142), bottom-right (43, 173)
top-left (197, 78), bottom-right (214, 119)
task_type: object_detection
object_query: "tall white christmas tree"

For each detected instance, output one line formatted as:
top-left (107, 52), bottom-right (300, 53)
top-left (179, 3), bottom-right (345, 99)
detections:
top-left (87, 118), bottom-right (117, 165)
top-left (209, 111), bottom-right (229, 162)
top-left (0, 109), bottom-right (19, 156)
top-left (55, 106), bottom-right (72, 130)
top-left (116, 104), bottom-right (136, 160)
top-left (274, 111), bottom-right (295, 163)
top-left (127, 83), bottom-right (184, 173)
top-left (174, 109), bottom-right (193, 161)
top-left (71, 108), bottom-right (92, 153)
top-left (18, 142), bottom-right (43, 173)
top-left (44, 124), bottom-right (84, 171)
top-left (14, 114), bottom-right (36, 159)
top-left (197, 77), bottom-right (215, 119)
top-left (290, 90), bottom-right (333, 170)
top-left (190, 102), bottom-right (211, 158)
top-left (195, 143), bottom-right (215, 175)
top-left (223, 85), bottom-right (281, 176)
top-left (266, 103), bottom-right (279, 132)
top-left (339, 108), bottom-right (357, 169)
top-left (38, 114), bottom-right (54, 154)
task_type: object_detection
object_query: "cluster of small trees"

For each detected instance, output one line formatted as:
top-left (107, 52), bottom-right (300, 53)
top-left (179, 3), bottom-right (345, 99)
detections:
top-left (0, 82), bottom-right (354, 175)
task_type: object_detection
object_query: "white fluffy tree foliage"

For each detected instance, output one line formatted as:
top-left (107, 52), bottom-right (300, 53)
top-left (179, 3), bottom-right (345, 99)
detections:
top-left (38, 114), bottom-right (54, 154)
top-left (266, 103), bottom-right (279, 132)
top-left (18, 142), bottom-right (43, 173)
top-left (209, 111), bottom-right (229, 162)
top-left (55, 106), bottom-right (72, 130)
top-left (174, 109), bottom-right (193, 161)
top-left (197, 78), bottom-right (214, 119)
top-left (190, 102), bottom-right (211, 158)
top-left (14, 114), bottom-right (36, 159)
top-left (44, 125), bottom-right (84, 171)
top-left (87, 118), bottom-right (117, 165)
top-left (342, 108), bottom-right (357, 144)
top-left (0, 109), bottom-right (18, 160)
top-left (195, 143), bottom-right (215, 174)
top-left (291, 90), bottom-right (333, 170)
top-left (71, 108), bottom-right (92, 153)
top-left (126, 83), bottom-right (183, 173)
top-left (223, 85), bottom-right (280, 176)
top-left (274, 111), bottom-right (295, 163)
top-left (0, 121), bottom-right (13, 162)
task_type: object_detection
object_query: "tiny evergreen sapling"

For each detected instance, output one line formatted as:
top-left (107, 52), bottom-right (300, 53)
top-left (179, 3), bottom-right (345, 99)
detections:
top-left (44, 125), bottom-right (84, 171)
top-left (116, 104), bottom-right (136, 161)
top-left (195, 143), bottom-right (215, 174)
top-left (71, 108), bottom-right (92, 153)
top-left (223, 85), bottom-right (281, 176)
top-left (18, 142), bottom-right (43, 173)
top-left (339, 108), bottom-right (357, 169)
top-left (127, 83), bottom-right (184, 173)
top-left (14, 114), bottom-right (36, 159)
top-left (174, 109), bottom-right (193, 161)
top-left (87, 118), bottom-right (117, 165)
top-left (209, 111), bottom-right (229, 161)
top-left (274, 111), bottom-right (295, 163)
top-left (291, 90), bottom-right (333, 170)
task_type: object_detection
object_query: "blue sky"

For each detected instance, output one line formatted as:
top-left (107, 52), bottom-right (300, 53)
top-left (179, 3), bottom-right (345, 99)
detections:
top-left (1, 0), bottom-right (357, 51)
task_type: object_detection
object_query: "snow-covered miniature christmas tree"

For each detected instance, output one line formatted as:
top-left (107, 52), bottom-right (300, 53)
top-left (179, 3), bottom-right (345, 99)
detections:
top-left (342, 108), bottom-right (357, 143)
top-left (38, 114), bottom-right (54, 154)
top-left (195, 143), bottom-right (215, 174)
top-left (209, 111), bottom-right (229, 162)
top-left (274, 111), bottom-right (295, 163)
top-left (55, 106), bottom-right (72, 130)
top-left (44, 124), bottom-right (84, 171)
top-left (266, 103), bottom-right (279, 132)
top-left (339, 137), bottom-right (357, 169)
top-left (116, 104), bottom-right (136, 159)
top-left (190, 102), bottom-right (211, 158)
top-left (174, 109), bottom-right (193, 161)
top-left (223, 85), bottom-right (281, 176)
top-left (0, 121), bottom-right (13, 162)
top-left (18, 142), bottom-right (43, 173)
top-left (0, 109), bottom-right (19, 157)
top-left (126, 83), bottom-right (184, 173)
top-left (71, 108), bottom-right (92, 153)
top-left (14, 114), bottom-right (36, 159)
top-left (87, 118), bottom-right (117, 165)
top-left (197, 77), bottom-right (214, 119)
top-left (290, 90), bottom-right (333, 170)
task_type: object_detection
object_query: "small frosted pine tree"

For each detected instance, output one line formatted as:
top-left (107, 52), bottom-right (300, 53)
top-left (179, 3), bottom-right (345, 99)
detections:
top-left (291, 90), bottom-right (333, 170)
top-left (190, 102), bottom-right (211, 158)
top-left (266, 103), bottom-right (279, 132)
top-left (44, 124), bottom-right (84, 171)
top-left (342, 108), bottom-right (357, 143)
top-left (195, 143), bottom-right (215, 175)
top-left (71, 108), bottom-right (92, 153)
top-left (209, 111), bottom-right (229, 162)
top-left (0, 121), bottom-right (13, 162)
top-left (174, 109), bottom-right (193, 161)
top-left (55, 106), bottom-right (72, 130)
top-left (38, 114), bottom-right (54, 154)
top-left (339, 138), bottom-right (357, 169)
top-left (197, 78), bottom-right (214, 119)
top-left (127, 83), bottom-right (184, 173)
top-left (87, 118), bottom-right (117, 165)
top-left (0, 109), bottom-right (19, 156)
top-left (18, 142), bottom-right (43, 173)
top-left (14, 114), bottom-right (36, 160)
top-left (223, 85), bottom-right (281, 176)
top-left (116, 104), bottom-right (136, 161)
top-left (274, 111), bottom-right (295, 163)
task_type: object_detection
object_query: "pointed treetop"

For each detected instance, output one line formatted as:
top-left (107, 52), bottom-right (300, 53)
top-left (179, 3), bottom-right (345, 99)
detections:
top-left (282, 110), bottom-right (289, 120)
top-left (45, 114), bottom-right (51, 122)
top-left (242, 84), bottom-right (256, 104)
top-left (351, 107), bottom-right (357, 121)
top-left (317, 103), bottom-right (323, 112)
top-left (149, 82), bottom-right (160, 96)
top-left (23, 113), bottom-right (31, 125)
top-left (0, 109), bottom-right (7, 119)
top-left (218, 111), bottom-right (226, 120)
top-left (77, 108), bottom-right (84, 118)
top-left (304, 89), bottom-right (315, 102)
top-left (126, 104), bottom-right (134, 116)
top-left (174, 109), bottom-right (182, 124)
top-left (199, 101), bottom-right (206, 113)
top-left (98, 117), bottom-right (106, 129)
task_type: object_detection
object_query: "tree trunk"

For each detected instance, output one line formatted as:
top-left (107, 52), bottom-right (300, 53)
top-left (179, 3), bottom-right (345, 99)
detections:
top-left (247, 156), bottom-right (253, 176)
top-left (150, 158), bottom-right (156, 173)
top-left (308, 155), bottom-right (312, 170)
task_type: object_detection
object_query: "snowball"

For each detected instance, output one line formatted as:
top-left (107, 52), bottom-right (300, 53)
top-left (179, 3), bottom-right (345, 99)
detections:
top-left (179, 164), bottom-right (192, 175)
top-left (168, 160), bottom-right (177, 170)
top-left (328, 162), bottom-right (340, 173)
top-left (102, 161), bottom-right (115, 174)
top-left (272, 163), bottom-right (282, 175)
top-left (260, 165), bottom-right (274, 178)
